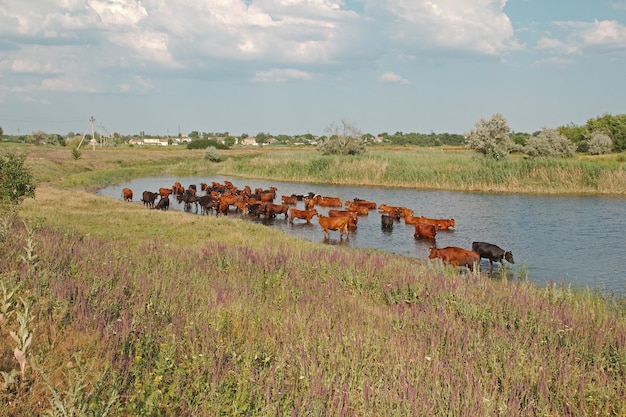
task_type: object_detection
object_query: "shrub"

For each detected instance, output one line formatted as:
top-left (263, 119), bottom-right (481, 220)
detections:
top-left (586, 132), bottom-right (613, 155)
top-left (525, 128), bottom-right (576, 158)
top-left (317, 119), bottom-right (367, 156)
top-left (465, 113), bottom-right (513, 160)
top-left (0, 153), bottom-right (36, 209)
top-left (204, 146), bottom-right (221, 162)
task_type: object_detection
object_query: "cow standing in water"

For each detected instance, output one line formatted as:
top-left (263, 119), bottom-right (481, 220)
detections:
top-left (122, 188), bottom-right (133, 202)
top-left (471, 242), bottom-right (514, 273)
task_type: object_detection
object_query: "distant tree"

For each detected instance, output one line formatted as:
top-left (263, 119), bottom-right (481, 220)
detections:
top-left (465, 113), bottom-right (513, 159)
top-left (224, 136), bottom-right (236, 147)
top-left (558, 123), bottom-right (589, 152)
top-left (189, 131), bottom-right (200, 139)
top-left (525, 128), bottom-right (576, 158)
top-left (0, 125), bottom-right (3, 137)
top-left (255, 132), bottom-right (269, 145)
top-left (510, 131), bottom-right (531, 146)
top-left (586, 132), bottom-right (613, 155)
top-left (317, 119), bottom-right (366, 155)
top-left (29, 130), bottom-right (49, 145)
top-left (586, 113), bottom-right (626, 152)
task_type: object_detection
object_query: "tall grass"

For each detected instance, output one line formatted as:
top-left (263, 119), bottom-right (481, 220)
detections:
top-left (220, 148), bottom-right (626, 194)
top-left (1, 214), bottom-right (624, 415)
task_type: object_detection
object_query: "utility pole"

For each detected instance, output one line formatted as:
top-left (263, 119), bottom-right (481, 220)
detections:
top-left (77, 116), bottom-right (96, 150)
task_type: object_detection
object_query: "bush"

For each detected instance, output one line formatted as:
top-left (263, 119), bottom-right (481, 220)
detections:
top-left (525, 128), bottom-right (576, 158)
top-left (0, 153), bottom-right (36, 208)
top-left (204, 146), bottom-right (221, 162)
top-left (317, 119), bottom-right (367, 156)
top-left (465, 113), bottom-right (513, 160)
top-left (586, 132), bottom-right (613, 155)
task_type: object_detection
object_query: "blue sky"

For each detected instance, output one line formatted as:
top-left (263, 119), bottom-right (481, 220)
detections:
top-left (1, 0), bottom-right (625, 137)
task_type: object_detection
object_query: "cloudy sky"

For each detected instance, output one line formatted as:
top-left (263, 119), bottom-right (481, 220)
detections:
top-left (1, 0), bottom-right (625, 137)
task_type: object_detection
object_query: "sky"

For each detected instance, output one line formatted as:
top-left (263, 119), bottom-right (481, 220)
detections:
top-left (1, 0), bottom-right (625, 137)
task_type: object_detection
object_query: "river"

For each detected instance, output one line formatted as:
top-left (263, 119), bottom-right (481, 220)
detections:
top-left (97, 175), bottom-right (626, 295)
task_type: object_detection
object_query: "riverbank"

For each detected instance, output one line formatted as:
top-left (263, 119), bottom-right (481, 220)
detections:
top-left (17, 145), bottom-right (626, 195)
top-left (2, 144), bottom-right (626, 415)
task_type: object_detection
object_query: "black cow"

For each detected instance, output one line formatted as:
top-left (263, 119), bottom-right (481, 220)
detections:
top-left (198, 195), bottom-right (217, 215)
top-left (176, 190), bottom-right (199, 212)
top-left (471, 241), bottom-right (514, 273)
top-left (154, 196), bottom-right (169, 211)
top-left (141, 191), bottom-right (158, 208)
top-left (381, 214), bottom-right (394, 229)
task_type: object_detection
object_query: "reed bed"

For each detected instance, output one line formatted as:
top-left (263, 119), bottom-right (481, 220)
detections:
top-left (219, 148), bottom-right (626, 195)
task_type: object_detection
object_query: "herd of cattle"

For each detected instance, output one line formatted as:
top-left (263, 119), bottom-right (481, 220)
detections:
top-left (121, 181), bottom-right (514, 273)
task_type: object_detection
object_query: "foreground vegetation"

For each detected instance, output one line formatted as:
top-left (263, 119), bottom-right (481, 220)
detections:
top-left (1, 145), bottom-right (625, 416)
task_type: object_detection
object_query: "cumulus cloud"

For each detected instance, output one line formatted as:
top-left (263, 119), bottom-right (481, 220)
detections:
top-left (538, 19), bottom-right (626, 57)
top-left (377, 71), bottom-right (409, 85)
top-left (372, 0), bottom-right (521, 56)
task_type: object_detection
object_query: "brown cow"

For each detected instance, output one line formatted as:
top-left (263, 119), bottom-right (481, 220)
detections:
top-left (281, 195), bottom-right (298, 205)
top-left (304, 196), bottom-right (315, 210)
top-left (289, 208), bottom-right (318, 224)
top-left (417, 216), bottom-right (456, 230)
top-left (428, 246), bottom-right (480, 272)
top-left (414, 222), bottom-right (438, 240)
top-left (404, 215), bottom-right (421, 225)
top-left (172, 182), bottom-right (184, 195)
top-left (265, 203), bottom-right (289, 218)
top-left (159, 187), bottom-right (173, 198)
top-left (378, 204), bottom-right (413, 218)
top-left (122, 188), bottom-right (133, 202)
top-left (346, 204), bottom-right (369, 215)
top-left (346, 199), bottom-right (377, 210)
top-left (328, 209), bottom-right (358, 229)
top-left (318, 215), bottom-right (349, 239)
top-left (313, 195), bottom-right (342, 207)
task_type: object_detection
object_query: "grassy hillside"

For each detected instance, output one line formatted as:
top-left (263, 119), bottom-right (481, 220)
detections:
top-left (1, 144), bottom-right (625, 416)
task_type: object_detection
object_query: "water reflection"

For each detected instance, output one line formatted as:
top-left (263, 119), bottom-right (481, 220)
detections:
top-left (97, 175), bottom-right (626, 294)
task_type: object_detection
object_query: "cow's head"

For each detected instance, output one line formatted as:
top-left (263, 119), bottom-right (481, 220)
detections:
top-left (504, 251), bottom-right (514, 264)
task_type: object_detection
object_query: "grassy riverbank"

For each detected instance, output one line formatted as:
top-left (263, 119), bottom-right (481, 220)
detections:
top-left (2, 144), bottom-right (625, 416)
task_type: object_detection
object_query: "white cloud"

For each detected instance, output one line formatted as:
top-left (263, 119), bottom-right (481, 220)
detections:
top-left (377, 71), bottom-right (409, 85)
top-left (373, 0), bottom-right (520, 56)
top-left (538, 19), bottom-right (626, 57)
top-left (252, 68), bottom-right (314, 82)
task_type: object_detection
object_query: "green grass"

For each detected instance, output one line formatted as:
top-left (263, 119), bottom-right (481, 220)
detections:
top-left (1, 143), bottom-right (625, 416)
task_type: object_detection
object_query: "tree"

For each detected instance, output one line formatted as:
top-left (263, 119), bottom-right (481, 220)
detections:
top-left (525, 128), bottom-right (576, 158)
top-left (0, 125), bottom-right (3, 137)
top-left (586, 113), bottom-right (626, 152)
top-left (0, 153), bottom-right (36, 213)
top-left (465, 113), bottom-right (513, 160)
top-left (587, 132), bottom-right (613, 155)
top-left (316, 119), bottom-right (366, 155)
top-left (558, 123), bottom-right (588, 152)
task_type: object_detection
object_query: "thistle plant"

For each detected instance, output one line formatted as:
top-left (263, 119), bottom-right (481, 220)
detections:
top-left (0, 279), bottom-right (17, 327)
top-left (39, 354), bottom-right (120, 417)
top-left (19, 222), bottom-right (39, 279)
top-left (10, 298), bottom-right (33, 380)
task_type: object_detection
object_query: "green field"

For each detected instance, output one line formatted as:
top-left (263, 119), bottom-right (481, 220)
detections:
top-left (1, 144), bottom-right (625, 416)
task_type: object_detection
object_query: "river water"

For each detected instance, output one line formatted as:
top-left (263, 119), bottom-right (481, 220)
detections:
top-left (98, 175), bottom-right (626, 295)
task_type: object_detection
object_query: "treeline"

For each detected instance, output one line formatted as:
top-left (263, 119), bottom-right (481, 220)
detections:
top-left (2, 113), bottom-right (625, 153)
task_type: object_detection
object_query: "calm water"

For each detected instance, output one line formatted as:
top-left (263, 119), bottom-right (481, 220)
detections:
top-left (98, 176), bottom-right (626, 295)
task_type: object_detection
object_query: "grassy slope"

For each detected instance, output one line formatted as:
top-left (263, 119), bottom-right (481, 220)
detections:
top-left (2, 144), bottom-right (625, 416)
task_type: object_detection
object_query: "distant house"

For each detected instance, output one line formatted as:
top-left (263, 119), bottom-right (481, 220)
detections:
top-left (241, 137), bottom-right (258, 146)
top-left (128, 138), bottom-right (170, 146)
